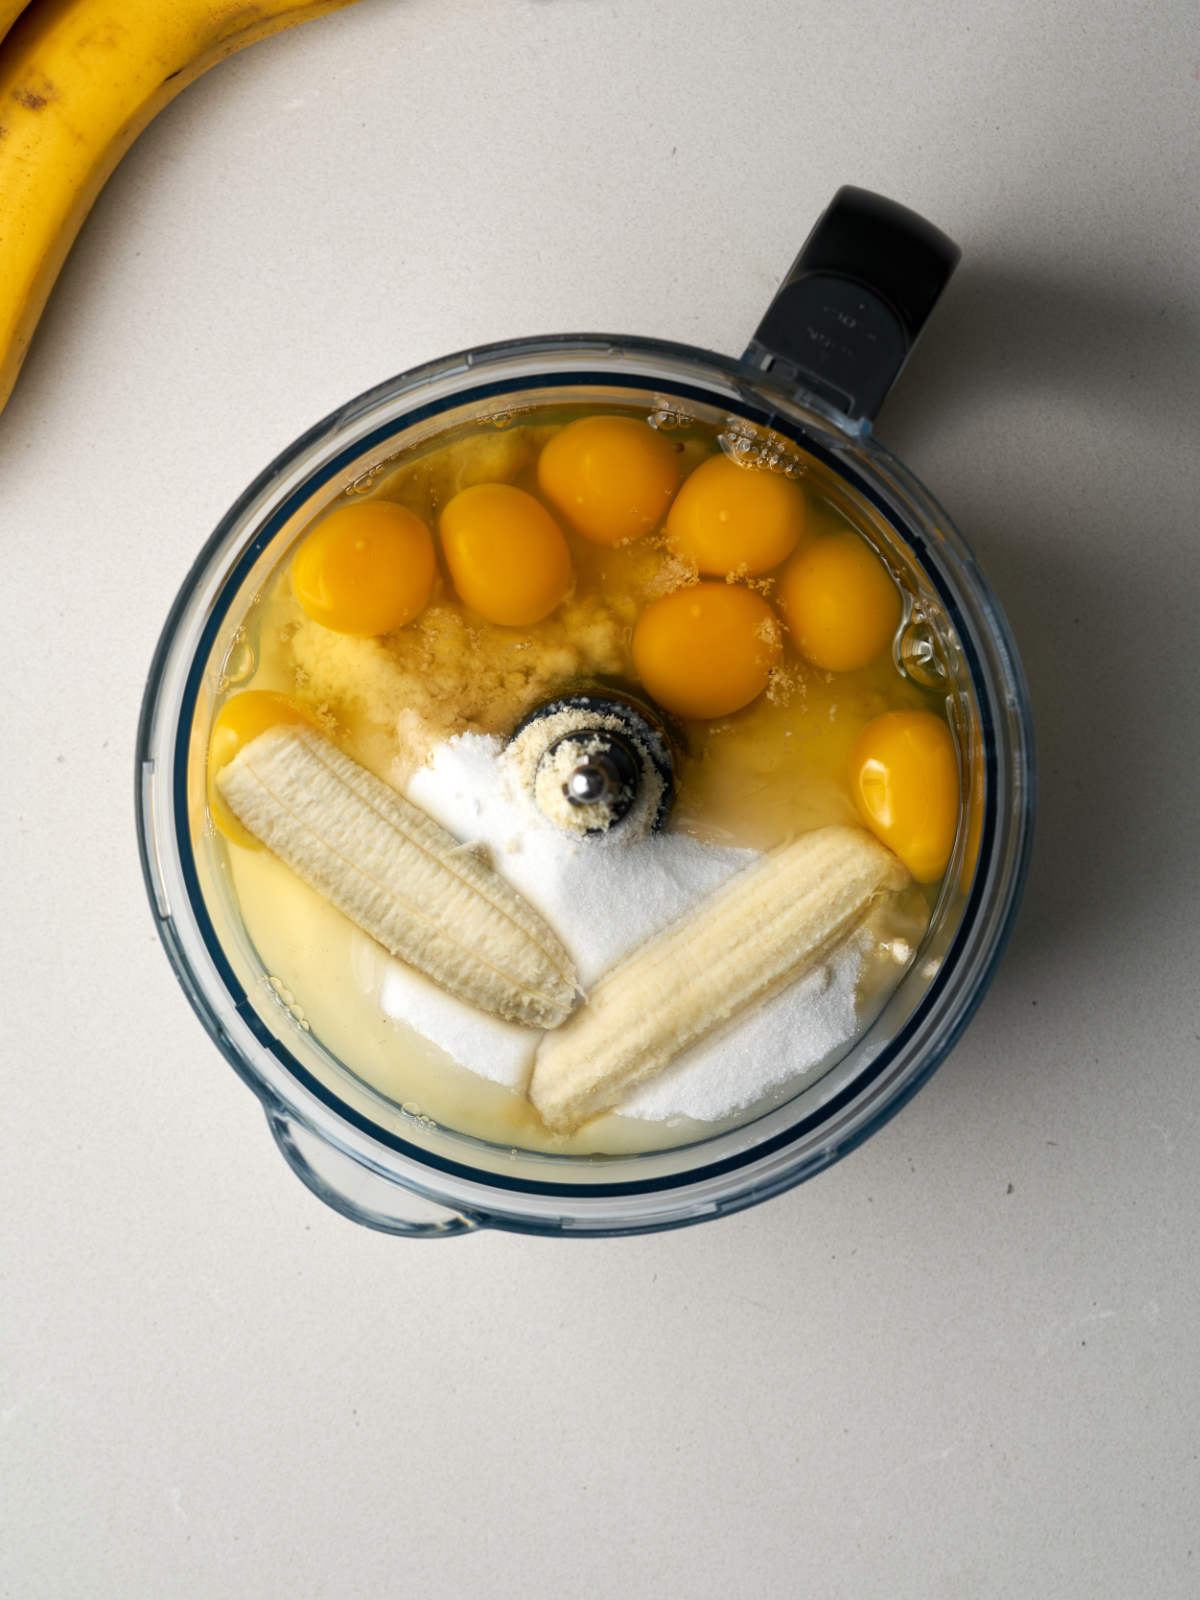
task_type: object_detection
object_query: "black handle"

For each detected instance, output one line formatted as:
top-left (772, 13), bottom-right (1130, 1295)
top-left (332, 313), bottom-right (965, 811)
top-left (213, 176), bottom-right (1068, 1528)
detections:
top-left (743, 187), bottom-right (961, 426)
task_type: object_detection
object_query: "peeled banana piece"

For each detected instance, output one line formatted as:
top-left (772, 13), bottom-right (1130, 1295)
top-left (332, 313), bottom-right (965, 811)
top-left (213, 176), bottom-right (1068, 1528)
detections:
top-left (529, 825), bottom-right (910, 1133)
top-left (0, 0), bottom-right (362, 418)
top-left (217, 726), bottom-right (579, 1029)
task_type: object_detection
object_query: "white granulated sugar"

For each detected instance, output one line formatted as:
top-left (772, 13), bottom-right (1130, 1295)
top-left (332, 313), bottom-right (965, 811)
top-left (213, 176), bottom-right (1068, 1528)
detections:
top-left (380, 732), bottom-right (864, 1118)
top-left (407, 734), bottom-right (749, 988)
top-left (618, 934), bottom-right (866, 1122)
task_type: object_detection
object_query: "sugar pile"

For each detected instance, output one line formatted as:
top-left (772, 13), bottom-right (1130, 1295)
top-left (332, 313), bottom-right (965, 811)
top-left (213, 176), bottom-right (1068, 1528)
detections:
top-left (378, 733), bottom-right (865, 1124)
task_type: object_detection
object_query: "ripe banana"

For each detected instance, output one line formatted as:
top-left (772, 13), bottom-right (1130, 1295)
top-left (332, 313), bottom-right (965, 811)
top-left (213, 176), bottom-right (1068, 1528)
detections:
top-left (0, 0), bottom-right (361, 418)
top-left (529, 825), bottom-right (909, 1132)
top-left (217, 726), bottom-right (581, 1029)
top-left (1, 3), bottom-right (27, 49)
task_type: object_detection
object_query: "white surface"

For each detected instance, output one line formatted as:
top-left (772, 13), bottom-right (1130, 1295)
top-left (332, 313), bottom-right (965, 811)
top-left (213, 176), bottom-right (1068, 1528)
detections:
top-left (2, 1), bottom-right (1198, 1595)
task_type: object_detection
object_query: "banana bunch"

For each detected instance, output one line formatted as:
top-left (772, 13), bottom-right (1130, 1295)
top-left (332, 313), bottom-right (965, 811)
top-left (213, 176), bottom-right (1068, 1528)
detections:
top-left (0, 0), bottom-right (361, 419)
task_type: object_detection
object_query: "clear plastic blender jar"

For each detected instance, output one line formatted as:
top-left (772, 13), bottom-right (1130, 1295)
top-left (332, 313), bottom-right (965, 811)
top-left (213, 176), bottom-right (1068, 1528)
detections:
top-left (137, 189), bottom-right (1034, 1236)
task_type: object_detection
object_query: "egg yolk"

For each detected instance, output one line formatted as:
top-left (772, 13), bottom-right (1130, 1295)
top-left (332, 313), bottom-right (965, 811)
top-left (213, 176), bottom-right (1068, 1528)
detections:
top-left (632, 582), bottom-right (782, 719)
top-left (207, 691), bottom-right (316, 846)
top-left (848, 710), bottom-right (959, 882)
top-left (440, 483), bottom-right (572, 626)
top-left (777, 533), bottom-right (902, 672)
top-left (291, 501), bottom-right (435, 635)
top-left (536, 415), bottom-right (680, 546)
top-left (666, 453), bottom-right (806, 577)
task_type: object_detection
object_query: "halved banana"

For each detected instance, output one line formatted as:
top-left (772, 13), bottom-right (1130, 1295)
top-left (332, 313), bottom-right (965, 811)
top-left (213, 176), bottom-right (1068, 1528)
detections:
top-left (216, 726), bottom-right (579, 1028)
top-left (529, 825), bottom-right (909, 1132)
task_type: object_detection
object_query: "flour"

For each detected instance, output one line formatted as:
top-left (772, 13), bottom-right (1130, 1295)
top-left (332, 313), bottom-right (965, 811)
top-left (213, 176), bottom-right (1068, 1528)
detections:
top-left (379, 732), bottom-right (867, 1124)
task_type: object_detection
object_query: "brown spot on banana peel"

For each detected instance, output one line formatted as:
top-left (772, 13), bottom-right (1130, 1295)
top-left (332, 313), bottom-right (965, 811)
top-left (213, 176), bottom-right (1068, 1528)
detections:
top-left (9, 66), bottom-right (58, 111)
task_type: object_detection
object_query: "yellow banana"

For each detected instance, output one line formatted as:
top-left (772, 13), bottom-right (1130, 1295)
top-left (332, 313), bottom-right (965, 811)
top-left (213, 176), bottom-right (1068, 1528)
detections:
top-left (0, 0), bottom-right (361, 418)
top-left (1, 3), bottom-right (28, 48)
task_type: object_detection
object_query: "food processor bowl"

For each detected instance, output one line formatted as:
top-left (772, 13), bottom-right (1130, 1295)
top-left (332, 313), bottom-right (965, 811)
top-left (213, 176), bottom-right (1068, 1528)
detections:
top-left (136, 190), bottom-right (1034, 1237)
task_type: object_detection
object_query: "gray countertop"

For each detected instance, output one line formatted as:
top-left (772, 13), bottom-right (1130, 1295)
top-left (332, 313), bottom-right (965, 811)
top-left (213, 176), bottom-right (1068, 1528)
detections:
top-left (3, 1), bottom-right (1198, 1594)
